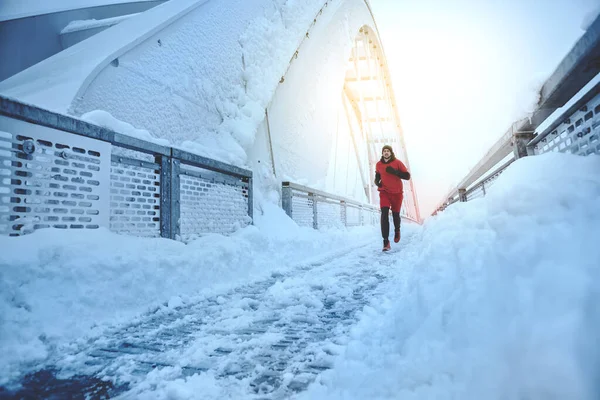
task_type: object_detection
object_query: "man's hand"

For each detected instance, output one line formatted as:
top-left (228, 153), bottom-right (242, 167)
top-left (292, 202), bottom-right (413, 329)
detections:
top-left (386, 166), bottom-right (411, 180)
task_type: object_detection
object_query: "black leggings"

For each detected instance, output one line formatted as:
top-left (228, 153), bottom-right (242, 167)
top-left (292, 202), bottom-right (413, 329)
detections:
top-left (381, 207), bottom-right (400, 240)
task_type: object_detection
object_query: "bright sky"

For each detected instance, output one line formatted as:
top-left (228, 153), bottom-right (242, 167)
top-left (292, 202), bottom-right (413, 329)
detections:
top-left (369, 0), bottom-right (600, 216)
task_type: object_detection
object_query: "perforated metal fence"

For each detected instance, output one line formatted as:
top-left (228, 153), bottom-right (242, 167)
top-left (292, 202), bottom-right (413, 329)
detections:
top-left (281, 182), bottom-right (380, 229)
top-left (529, 85), bottom-right (600, 157)
top-left (289, 189), bottom-right (314, 228)
top-left (315, 198), bottom-right (344, 229)
top-left (0, 96), bottom-right (252, 239)
top-left (0, 116), bottom-right (110, 235)
top-left (179, 164), bottom-right (251, 240)
top-left (345, 204), bottom-right (361, 226)
top-left (110, 156), bottom-right (161, 237)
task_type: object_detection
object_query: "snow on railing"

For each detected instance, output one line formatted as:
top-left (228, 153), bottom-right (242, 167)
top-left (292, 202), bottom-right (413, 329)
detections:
top-left (281, 182), bottom-right (379, 229)
top-left (0, 95), bottom-right (252, 239)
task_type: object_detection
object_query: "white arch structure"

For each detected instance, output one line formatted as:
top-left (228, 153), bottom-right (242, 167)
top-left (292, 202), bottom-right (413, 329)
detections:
top-left (0, 0), bottom-right (420, 222)
top-left (343, 26), bottom-right (419, 221)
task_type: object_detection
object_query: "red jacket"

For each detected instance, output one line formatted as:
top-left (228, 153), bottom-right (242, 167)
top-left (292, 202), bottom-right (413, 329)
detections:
top-left (375, 158), bottom-right (409, 194)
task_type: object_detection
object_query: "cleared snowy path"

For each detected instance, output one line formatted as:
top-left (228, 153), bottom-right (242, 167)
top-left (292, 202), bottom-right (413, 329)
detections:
top-left (6, 240), bottom-right (406, 399)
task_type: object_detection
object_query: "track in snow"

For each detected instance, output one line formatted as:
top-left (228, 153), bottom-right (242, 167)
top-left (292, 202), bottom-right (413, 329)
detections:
top-left (2, 244), bottom-right (402, 399)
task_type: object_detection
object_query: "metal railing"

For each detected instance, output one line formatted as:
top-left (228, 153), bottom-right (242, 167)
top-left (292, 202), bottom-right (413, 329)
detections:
top-left (464, 157), bottom-right (516, 202)
top-left (281, 182), bottom-right (380, 229)
top-left (0, 95), bottom-right (252, 240)
top-left (528, 83), bottom-right (600, 157)
top-left (435, 83), bottom-right (599, 214)
top-left (433, 14), bottom-right (600, 215)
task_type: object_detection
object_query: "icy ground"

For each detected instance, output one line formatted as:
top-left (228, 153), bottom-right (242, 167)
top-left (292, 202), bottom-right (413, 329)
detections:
top-left (2, 229), bottom-right (413, 399)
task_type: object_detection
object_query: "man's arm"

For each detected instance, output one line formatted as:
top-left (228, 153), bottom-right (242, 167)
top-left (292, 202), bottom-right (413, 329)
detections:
top-left (385, 165), bottom-right (410, 180)
top-left (374, 171), bottom-right (382, 187)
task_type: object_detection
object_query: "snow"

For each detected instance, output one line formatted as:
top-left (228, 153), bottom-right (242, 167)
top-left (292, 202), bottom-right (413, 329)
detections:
top-left (81, 109), bottom-right (170, 146)
top-left (68, 0), bottom-right (331, 170)
top-left (1, 0), bottom-right (599, 398)
top-left (1, 152), bottom-right (599, 399)
top-left (299, 152), bottom-right (600, 400)
top-left (0, 219), bottom-right (378, 387)
top-left (61, 13), bottom-right (141, 34)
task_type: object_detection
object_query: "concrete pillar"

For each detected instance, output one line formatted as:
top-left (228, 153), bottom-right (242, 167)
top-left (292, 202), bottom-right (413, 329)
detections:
top-left (458, 189), bottom-right (467, 202)
top-left (513, 131), bottom-right (535, 159)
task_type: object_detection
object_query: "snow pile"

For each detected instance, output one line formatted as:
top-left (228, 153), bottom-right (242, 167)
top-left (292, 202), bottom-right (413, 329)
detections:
top-left (81, 109), bottom-right (170, 146)
top-left (301, 152), bottom-right (600, 400)
top-left (61, 13), bottom-right (141, 34)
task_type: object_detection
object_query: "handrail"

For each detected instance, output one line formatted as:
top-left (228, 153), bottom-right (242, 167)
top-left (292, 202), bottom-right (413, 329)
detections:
top-left (282, 181), bottom-right (379, 211)
top-left (528, 81), bottom-right (600, 149)
top-left (464, 157), bottom-right (515, 198)
top-left (0, 95), bottom-right (252, 179)
top-left (433, 13), bottom-right (600, 215)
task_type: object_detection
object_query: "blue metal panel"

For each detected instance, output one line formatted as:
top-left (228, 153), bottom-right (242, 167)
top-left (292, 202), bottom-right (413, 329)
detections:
top-left (0, 1), bottom-right (167, 81)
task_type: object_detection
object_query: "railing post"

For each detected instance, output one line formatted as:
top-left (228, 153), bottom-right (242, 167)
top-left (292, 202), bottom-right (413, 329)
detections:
top-left (157, 155), bottom-right (181, 240)
top-left (458, 188), bottom-right (467, 202)
top-left (341, 201), bottom-right (347, 226)
top-left (513, 131), bottom-right (535, 159)
top-left (170, 158), bottom-right (181, 240)
top-left (157, 155), bottom-right (172, 239)
top-left (246, 176), bottom-right (253, 223)
top-left (281, 182), bottom-right (293, 219)
top-left (312, 193), bottom-right (318, 229)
